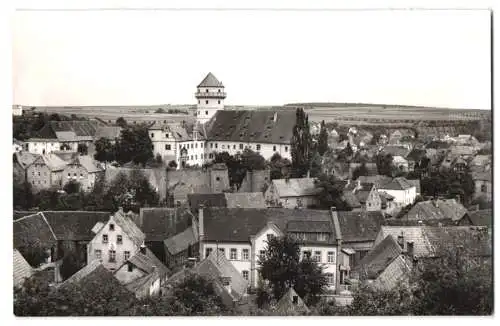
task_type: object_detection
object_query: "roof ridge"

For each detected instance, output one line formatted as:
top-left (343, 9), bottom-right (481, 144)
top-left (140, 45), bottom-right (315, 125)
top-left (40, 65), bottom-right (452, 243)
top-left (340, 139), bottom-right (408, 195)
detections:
top-left (39, 212), bottom-right (59, 241)
top-left (13, 212), bottom-right (40, 222)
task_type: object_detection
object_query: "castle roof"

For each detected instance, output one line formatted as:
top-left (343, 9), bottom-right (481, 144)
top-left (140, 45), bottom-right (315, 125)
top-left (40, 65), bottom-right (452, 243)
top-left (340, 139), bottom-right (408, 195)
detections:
top-left (197, 72), bottom-right (224, 88)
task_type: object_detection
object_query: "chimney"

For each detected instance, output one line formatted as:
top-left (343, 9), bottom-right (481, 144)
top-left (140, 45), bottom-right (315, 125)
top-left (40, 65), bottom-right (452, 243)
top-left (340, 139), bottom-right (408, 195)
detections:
top-left (140, 242), bottom-right (146, 255)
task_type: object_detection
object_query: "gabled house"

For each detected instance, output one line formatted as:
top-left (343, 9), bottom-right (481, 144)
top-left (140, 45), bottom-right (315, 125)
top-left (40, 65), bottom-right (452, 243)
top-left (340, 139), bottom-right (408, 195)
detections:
top-left (13, 249), bottom-right (34, 288)
top-left (401, 198), bottom-right (467, 223)
top-left (458, 209), bottom-right (492, 227)
top-left (405, 148), bottom-right (427, 171)
top-left (353, 235), bottom-right (411, 291)
top-left (62, 155), bottom-right (104, 191)
top-left (275, 288), bottom-right (310, 315)
top-left (264, 178), bottom-right (321, 208)
top-left (377, 177), bottom-right (417, 208)
top-left (379, 191), bottom-right (398, 216)
top-left (13, 151), bottom-right (40, 185)
top-left (26, 154), bottom-right (67, 191)
top-left (392, 155), bottom-right (409, 172)
top-left (165, 251), bottom-right (248, 309)
top-left (380, 145), bottom-right (411, 158)
top-left (164, 223), bottom-right (199, 269)
top-left (472, 171), bottom-right (492, 202)
top-left (343, 180), bottom-right (382, 212)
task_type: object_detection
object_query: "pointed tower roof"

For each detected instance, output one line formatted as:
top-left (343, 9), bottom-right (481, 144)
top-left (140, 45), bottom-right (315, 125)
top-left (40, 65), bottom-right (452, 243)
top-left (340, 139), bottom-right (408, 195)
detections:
top-left (198, 72), bottom-right (224, 88)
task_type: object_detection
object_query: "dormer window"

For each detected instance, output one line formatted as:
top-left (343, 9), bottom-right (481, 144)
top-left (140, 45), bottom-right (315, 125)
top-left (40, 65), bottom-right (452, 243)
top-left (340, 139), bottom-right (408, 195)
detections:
top-left (218, 89), bottom-right (221, 93)
top-left (102, 234), bottom-right (108, 243)
top-left (117, 235), bottom-right (122, 244)
top-left (292, 296), bottom-right (298, 304)
top-left (109, 224), bottom-right (115, 231)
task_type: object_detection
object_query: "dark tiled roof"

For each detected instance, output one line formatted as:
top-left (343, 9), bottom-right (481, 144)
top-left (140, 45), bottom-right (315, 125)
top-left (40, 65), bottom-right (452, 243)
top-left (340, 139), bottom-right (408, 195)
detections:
top-left (127, 247), bottom-right (169, 278)
top-left (205, 110), bottom-right (296, 144)
top-left (13, 213), bottom-right (57, 249)
top-left (136, 208), bottom-right (192, 241)
top-left (197, 72), bottom-right (224, 88)
top-left (188, 193), bottom-right (227, 211)
top-left (203, 208), bottom-right (337, 244)
top-left (164, 227), bottom-right (197, 255)
top-left (286, 220), bottom-right (332, 233)
top-left (113, 211), bottom-right (146, 247)
top-left (14, 152), bottom-right (39, 170)
top-left (406, 148), bottom-right (427, 161)
top-left (13, 249), bottom-right (34, 287)
top-left (467, 209), bottom-right (492, 227)
top-left (33, 121), bottom-right (99, 140)
top-left (42, 211), bottom-right (111, 241)
top-left (224, 192), bottom-right (266, 209)
top-left (354, 235), bottom-right (403, 279)
top-left (272, 178), bottom-right (321, 197)
top-left (13, 211), bottom-right (36, 220)
top-left (378, 177), bottom-right (414, 191)
top-left (403, 199), bottom-right (467, 221)
top-left (275, 287), bottom-right (310, 315)
top-left (337, 211), bottom-right (385, 243)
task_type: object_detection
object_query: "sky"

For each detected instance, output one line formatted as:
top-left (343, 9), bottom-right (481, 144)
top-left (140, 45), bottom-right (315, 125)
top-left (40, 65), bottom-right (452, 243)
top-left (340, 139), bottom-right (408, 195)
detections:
top-left (12, 8), bottom-right (491, 109)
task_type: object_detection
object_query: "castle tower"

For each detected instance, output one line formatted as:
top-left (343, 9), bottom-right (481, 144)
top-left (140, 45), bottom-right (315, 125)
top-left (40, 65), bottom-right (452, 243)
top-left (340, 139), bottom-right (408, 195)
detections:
top-left (195, 72), bottom-right (226, 124)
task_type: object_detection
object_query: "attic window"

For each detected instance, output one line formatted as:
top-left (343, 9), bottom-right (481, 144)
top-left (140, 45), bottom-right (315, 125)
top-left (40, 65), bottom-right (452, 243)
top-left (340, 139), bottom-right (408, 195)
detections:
top-left (292, 296), bottom-right (298, 304)
top-left (109, 224), bottom-right (115, 231)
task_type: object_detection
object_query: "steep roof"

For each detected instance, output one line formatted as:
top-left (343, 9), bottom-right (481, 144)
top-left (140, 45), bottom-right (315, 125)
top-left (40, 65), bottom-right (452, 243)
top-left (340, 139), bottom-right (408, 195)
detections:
top-left (403, 199), bottom-right (467, 222)
top-left (188, 193), bottom-right (227, 211)
top-left (14, 151), bottom-right (40, 169)
top-left (32, 120), bottom-right (99, 141)
top-left (224, 192), bottom-right (266, 208)
top-left (198, 72), bottom-right (224, 88)
top-left (271, 178), bottom-right (321, 197)
top-left (164, 227), bottom-right (197, 255)
top-left (32, 154), bottom-right (68, 171)
top-left (60, 259), bottom-right (104, 287)
top-left (378, 177), bottom-right (414, 191)
top-left (13, 213), bottom-right (57, 249)
top-left (94, 126), bottom-right (122, 140)
top-left (275, 288), bottom-right (310, 315)
top-left (136, 207), bottom-right (192, 241)
top-left (357, 175), bottom-right (392, 188)
top-left (205, 110), bottom-right (297, 144)
top-left (354, 235), bottom-right (404, 280)
top-left (467, 209), bottom-right (492, 227)
top-left (42, 211), bottom-right (110, 241)
top-left (13, 249), bottom-right (34, 287)
top-left (203, 208), bottom-right (338, 244)
top-left (113, 211), bottom-right (145, 247)
top-left (377, 226), bottom-right (491, 258)
top-left (68, 155), bottom-right (103, 173)
top-left (336, 211), bottom-right (385, 243)
top-left (126, 247), bottom-right (169, 278)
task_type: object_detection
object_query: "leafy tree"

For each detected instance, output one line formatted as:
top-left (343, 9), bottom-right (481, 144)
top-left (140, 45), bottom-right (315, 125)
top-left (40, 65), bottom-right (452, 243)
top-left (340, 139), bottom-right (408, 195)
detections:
top-left (63, 181), bottom-right (81, 195)
top-left (309, 151), bottom-right (323, 178)
top-left (240, 148), bottom-right (266, 171)
top-left (168, 160), bottom-right (178, 169)
top-left (155, 108), bottom-right (166, 113)
top-left (268, 153), bottom-right (291, 180)
top-left (94, 137), bottom-right (116, 167)
top-left (314, 173), bottom-right (351, 210)
top-left (116, 117), bottom-right (127, 128)
top-left (376, 153), bottom-right (393, 177)
top-left (291, 108), bottom-right (312, 177)
top-left (13, 181), bottom-right (35, 210)
top-left (155, 154), bottom-right (163, 164)
top-left (317, 120), bottom-right (329, 156)
top-left (259, 235), bottom-right (327, 306)
top-left (77, 143), bottom-right (88, 155)
top-left (115, 126), bottom-right (154, 167)
top-left (49, 113), bottom-right (61, 121)
top-left (352, 163), bottom-right (369, 180)
top-left (349, 282), bottom-right (413, 316)
top-left (337, 143), bottom-right (354, 162)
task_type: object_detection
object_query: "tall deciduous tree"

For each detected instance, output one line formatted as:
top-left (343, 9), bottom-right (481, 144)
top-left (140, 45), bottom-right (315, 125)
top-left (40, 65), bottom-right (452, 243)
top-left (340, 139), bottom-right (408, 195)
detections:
top-left (115, 126), bottom-right (154, 167)
top-left (259, 235), bottom-right (327, 306)
top-left (317, 120), bottom-right (329, 156)
top-left (94, 137), bottom-right (116, 166)
top-left (291, 108), bottom-right (312, 178)
top-left (376, 153), bottom-right (394, 177)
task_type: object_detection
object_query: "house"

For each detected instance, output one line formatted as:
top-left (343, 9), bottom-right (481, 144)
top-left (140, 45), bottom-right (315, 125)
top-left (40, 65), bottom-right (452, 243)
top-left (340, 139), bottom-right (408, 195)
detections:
top-left (197, 207), bottom-right (342, 292)
top-left (389, 129), bottom-right (415, 145)
top-left (449, 145), bottom-right (477, 159)
top-left (458, 209), bottom-right (492, 227)
top-left (472, 171), bottom-right (492, 202)
top-left (165, 250), bottom-right (248, 309)
top-left (13, 151), bottom-right (40, 185)
top-left (343, 180), bottom-right (381, 212)
top-left (87, 209), bottom-right (146, 272)
top-left (379, 191), bottom-right (398, 217)
top-left (26, 153), bottom-right (67, 191)
top-left (26, 120), bottom-right (99, 155)
top-left (405, 148), bottom-right (427, 171)
top-left (238, 169), bottom-right (271, 193)
top-left (377, 177), bottom-right (417, 208)
top-left (357, 175), bottom-right (392, 189)
top-left (225, 192), bottom-right (267, 209)
top-left (62, 155), bottom-right (104, 191)
top-left (406, 179), bottom-right (421, 197)
top-left (264, 178), bottom-right (321, 208)
top-left (275, 288), bottom-right (310, 315)
top-left (13, 138), bottom-right (25, 153)
top-left (353, 235), bottom-right (411, 291)
top-left (401, 199), bottom-right (468, 223)
top-left (456, 134), bottom-right (480, 147)
top-left (13, 249), bottom-right (34, 288)
top-left (114, 244), bottom-right (170, 298)
top-left (470, 155), bottom-right (491, 169)
top-left (374, 226), bottom-right (491, 262)
top-left (392, 155), bottom-right (409, 172)
top-left (164, 222), bottom-right (199, 269)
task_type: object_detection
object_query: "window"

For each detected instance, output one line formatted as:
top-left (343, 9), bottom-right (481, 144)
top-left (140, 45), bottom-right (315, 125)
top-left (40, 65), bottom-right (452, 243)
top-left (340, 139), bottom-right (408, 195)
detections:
top-left (205, 110), bottom-right (208, 114)
top-left (165, 133), bottom-right (169, 138)
top-left (317, 233), bottom-right (327, 241)
top-left (195, 143), bottom-right (198, 148)
top-left (242, 270), bottom-right (249, 280)
top-left (190, 155), bottom-right (193, 160)
top-left (327, 251), bottom-right (335, 263)
top-left (109, 224), bottom-right (114, 231)
top-left (256, 144), bottom-right (261, 151)
top-left (326, 273), bottom-right (335, 285)
top-left (210, 143), bottom-right (213, 148)
top-left (273, 145), bottom-right (277, 151)
top-left (128, 263), bottom-right (133, 272)
top-left (38, 172), bottom-right (40, 176)
top-left (285, 146), bottom-right (288, 152)
top-left (292, 296), bottom-right (298, 304)
top-left (303, 251), bottom-right (311, 259)
top-left (165, 144), bottom-right (171, 150)
top-left (230, 248), bottom-right (237, 260)
top-left (215, 143), bottom-right (218, 149)
top-left (267, 234), bottom-right (275, 242)
top-left (314, 251), bottom-right (321, 262)
top-left (218, 100), bottom-right (221, 104)
top-left (191, 144), bottom-right (193, 149)
top-left (218, 89), bottom-right (221, 93)
top-left (150, 133), bottom-right (154, 138)
top-left (205, 247), bottom-right (213, 258)
top-left (95, 250), bottom-right (101, 259)
top-left (239, 144), bottom-right (244, 150)
top-left (102, 234), bottom-right (108, 243)
top-left (242, 249), bottom-right (249, 260)
top-left (209, 154), bottom-right (213, 159)
top-left (124, 251), bottom-right (130, 261)
top-left (233, 145), bottom-right (236, 149)
top-left (216, 176), bottom-right (220, 181)
top-left (218, 248), bottom-right (225, 257)
top-left (117, 235), bottom-right (123, 244)
top-left (67, 173), bottom-right (71, 178)
top-left (259, 250), bottom-right (266, 261)
top-left (109, 250), bottom-right (116, 262)
top-left (80, 173), bottom-right (83, 178)
top-left (201, 143), bottom-right (204, 148)
top-left (481, 184), bottom-right (487, 192)
top-left (206, 89), bottom-right (209, 93)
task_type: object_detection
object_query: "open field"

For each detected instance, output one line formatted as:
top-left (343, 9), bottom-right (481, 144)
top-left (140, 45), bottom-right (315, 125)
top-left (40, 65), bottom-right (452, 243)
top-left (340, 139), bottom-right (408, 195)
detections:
top-left (24, 102), bottom-right (491, 125)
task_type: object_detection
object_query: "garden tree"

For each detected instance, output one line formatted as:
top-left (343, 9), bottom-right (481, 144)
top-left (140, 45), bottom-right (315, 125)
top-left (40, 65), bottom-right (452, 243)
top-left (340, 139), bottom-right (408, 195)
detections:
top-left (314, 173), bottom-right (351, 211)
top-left (63, 180), bottom-right (81, 195)
top-left (259, 235), bottom-right (327, 306)
top-left (213, 149), bottom-right (266, 189)
top-left (129, 169), bottom-right (159, 208)
top-left (470, 196), bottom-right (492, 210)
top-left (77, 143), bottom-right (88, 155)
top-left (240, 148), bottom-right (266, 171)
top-left (337, 143), bottom-right (354, 162)
top-left (155, 154), bottom-right (163, 164)
top-left (376, 153), bottom-right (394, 177)
top-left (321, 148), bottom-right (336, 175)
top-left (115, 125), bottom-right (154, 167)
top-left (309, 151), bottom-right (323, 178)
top-left (94, 137), bottom-right (116, 167)
top-left (13, 181), bottom-right (35, 210)
top-left (317, 120), bottom-right (329, 156)
top-left (268, 153), bottom-right (292, 180)
top-left (314, 298), bottom-right (350, 316)
top-left (290, 108), bottom-right (312, 178)
top-left (352, 163), bottom-right (369, 180)
top-left (348, 282), bottom-right (413, 316)
top-left (116, 117), bottom-right (127, 128)
top-left (168, 160), bottom-right (178, 169)
top-left (37, 188), bottom-right (64, 211)
top-left (84, 174), bottom-right (114, 211)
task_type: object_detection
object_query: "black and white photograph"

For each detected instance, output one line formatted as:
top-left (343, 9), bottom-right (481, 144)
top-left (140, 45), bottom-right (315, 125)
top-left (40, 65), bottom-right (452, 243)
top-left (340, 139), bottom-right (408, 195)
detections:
top-left (9, 0), bottom-right (494, 318)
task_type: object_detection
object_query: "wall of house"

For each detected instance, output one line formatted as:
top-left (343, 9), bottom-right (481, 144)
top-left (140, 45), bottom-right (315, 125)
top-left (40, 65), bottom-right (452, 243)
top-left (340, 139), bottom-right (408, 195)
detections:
top-left (239, 169), bottom-right (270, 193)
top-left (87, 216), bottom-right (140, 272)
top-left (342, 241), bottom-right (375, 268)
top-left (474, 180), bottom-right (492, 201)
top-left (201, 242), bottom-right (252, 282)
top-left (206, 141), bottom-right (291, 161)
top-left (196, 86), bottom-right (225, 124)
top-left (27, 164), bottom-right (54, 191)
top-left (252, 226), bottom-right (281, 288)
top-left (210, 168), bottom-right (231, 192)
top-left (299, 245), bottom-right (338, 290)
top-left (279, 196), bottom-right (318, 209)
top-left (114, 261), bottom-right (147, 284)
top-left (62, 164), bottom-right (90, 190)
top-left (378, 187), bottom-right (416, 207)
top-left (366, 190), bottom-right (382, 212)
